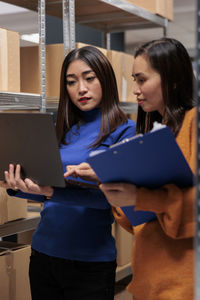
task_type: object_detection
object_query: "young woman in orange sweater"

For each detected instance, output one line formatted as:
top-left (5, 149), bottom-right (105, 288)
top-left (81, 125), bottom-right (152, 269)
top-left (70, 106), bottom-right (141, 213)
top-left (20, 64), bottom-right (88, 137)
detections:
top-left (100, 38), bottom-right (196, 300)
top-left (52, 38), bottom-right (196, 299)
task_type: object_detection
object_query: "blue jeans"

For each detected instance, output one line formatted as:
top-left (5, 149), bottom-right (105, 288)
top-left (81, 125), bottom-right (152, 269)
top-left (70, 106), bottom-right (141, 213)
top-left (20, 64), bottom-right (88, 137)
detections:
top-left (29, 249), bottom-right (117, 300)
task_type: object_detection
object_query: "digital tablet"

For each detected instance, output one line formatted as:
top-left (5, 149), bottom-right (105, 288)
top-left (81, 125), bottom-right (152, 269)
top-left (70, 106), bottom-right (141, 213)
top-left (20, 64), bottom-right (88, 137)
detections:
top-left (0, 112), bottom-right (66, 187)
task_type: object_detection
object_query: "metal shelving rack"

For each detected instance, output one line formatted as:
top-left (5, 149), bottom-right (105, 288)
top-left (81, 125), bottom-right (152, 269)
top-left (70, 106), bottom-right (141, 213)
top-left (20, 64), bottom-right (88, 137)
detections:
top-left (0, 0), bottom-right (168, 111)
top-left (195, 0), bottom-right (200, 298)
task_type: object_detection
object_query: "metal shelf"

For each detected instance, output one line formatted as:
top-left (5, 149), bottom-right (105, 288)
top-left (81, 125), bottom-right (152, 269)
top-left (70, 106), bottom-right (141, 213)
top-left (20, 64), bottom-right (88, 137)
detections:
top-left (0, 91), bottom-right (138, 114)
top-left (0, 214), bottom-right (40, 238)
top-left (0, 92), bottom-right (41, 111)
top-left (2, 0), bottom-right (167, 33)
top-left (0, 92), bottom-right (60, 111)
top-left (0, 0), bottom-right (167, 111)
top-left (76, 0), bottom-right (167, 32)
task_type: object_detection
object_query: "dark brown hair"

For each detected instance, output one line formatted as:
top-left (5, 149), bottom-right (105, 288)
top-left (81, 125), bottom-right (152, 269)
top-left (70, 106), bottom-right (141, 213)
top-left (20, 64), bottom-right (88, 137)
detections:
top-left (56, 46), bottom-right (128, 147)
top-left (134, 38), bottom-right (195, 136)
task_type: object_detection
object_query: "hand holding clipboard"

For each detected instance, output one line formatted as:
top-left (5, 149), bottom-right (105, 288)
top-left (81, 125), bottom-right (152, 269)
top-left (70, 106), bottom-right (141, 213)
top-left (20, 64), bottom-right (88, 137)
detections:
top-left (87, 125), bottom-right (195, 225)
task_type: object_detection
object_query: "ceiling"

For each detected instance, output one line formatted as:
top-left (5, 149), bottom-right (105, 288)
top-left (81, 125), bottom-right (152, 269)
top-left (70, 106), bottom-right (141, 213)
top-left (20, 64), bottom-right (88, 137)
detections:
top-left (0, 0), bottom-right (197, 54)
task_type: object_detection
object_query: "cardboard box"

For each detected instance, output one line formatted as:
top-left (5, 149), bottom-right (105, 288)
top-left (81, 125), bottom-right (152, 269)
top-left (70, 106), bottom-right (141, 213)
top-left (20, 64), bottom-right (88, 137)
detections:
top-left (107, 50), bottom-right (123, 101)
top-left (18, 229), bottom-right (35, 245)
top-left (122, 52), bottom-right (137, 103)
top-left (20, 46), bottom-right (40, 95)
top-left (0, 188), bottom-right (27, 225)
top-left (127, 0), bottom-right (173, 21)
top-left (46, 43), bottom-right (65, 99)
top-left (0, 28), bottom-right (20, 92)
top-left (20, 44), bottom-right (64, 100)
top-left (76, 42), bottom-right (108, 57)
top-left (20, 43), bottom-right (108, 101)
top-left (112, 221), bottom-right (133, 266)
top-left (0, 241), bottom-right (31, 300)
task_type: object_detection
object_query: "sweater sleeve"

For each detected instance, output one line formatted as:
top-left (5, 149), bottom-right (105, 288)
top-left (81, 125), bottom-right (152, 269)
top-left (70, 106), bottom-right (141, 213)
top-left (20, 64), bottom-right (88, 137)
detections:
top-left (7, 188), bottom-right (46, 202)
top-left (51, 186), bottom-right (111, 209)
top-left (135, 184), bottom-right (195, 239)
top-left (134, 109), bottom-right (196, 239)
top-left (7, 186), bottom-right (111, 209)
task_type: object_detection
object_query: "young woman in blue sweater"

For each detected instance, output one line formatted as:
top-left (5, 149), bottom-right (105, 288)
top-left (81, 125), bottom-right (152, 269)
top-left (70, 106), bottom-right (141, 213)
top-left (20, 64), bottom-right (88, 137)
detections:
top-left (3, 46), bottom-right (136, 300)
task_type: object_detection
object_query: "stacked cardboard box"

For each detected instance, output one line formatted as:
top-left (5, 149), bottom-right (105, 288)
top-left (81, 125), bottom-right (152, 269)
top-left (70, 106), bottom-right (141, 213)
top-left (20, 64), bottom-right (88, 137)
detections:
top-left (20, 42), bottom-right (109, 101)
top-left (0, 28), bottom-right (20, 92)
top-left (127, 0), bottom-right (173, 21)
top-left (20, 43), bottom-right (137, 104)
top-left (0, 188), bottom-right (27, 225)
top-left (0, 241), bottom-right (31, 300)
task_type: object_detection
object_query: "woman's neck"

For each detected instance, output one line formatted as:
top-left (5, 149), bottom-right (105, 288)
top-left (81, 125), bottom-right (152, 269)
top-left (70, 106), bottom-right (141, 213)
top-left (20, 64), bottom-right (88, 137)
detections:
top-left (80, 108), bottom-right (101, 122)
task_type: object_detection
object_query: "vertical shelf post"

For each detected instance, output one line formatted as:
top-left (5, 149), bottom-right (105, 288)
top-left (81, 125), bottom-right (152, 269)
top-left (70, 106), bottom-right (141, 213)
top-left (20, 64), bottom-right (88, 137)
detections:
top-left (163, 18), bottom-right (168, 37)
top-left (38, 0), bottom-right (46, 113)
top-left (63, 0), bottom-right (75, 56)
top-left (195, 0), bottom-right (200, 298)
top-left (102, 32), bottom-right (111, 50)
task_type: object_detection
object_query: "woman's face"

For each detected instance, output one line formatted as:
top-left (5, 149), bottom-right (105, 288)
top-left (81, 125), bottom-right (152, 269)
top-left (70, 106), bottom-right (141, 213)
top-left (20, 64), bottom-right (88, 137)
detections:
top-left (66, 59), bottom-right (102, 111)
top-left (132, 55), bottom-right (165, 116)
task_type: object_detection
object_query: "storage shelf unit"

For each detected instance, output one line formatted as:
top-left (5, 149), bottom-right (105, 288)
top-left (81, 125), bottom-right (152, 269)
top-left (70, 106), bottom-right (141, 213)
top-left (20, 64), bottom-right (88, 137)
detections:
top-left (0, 0), bottom-right (168, 111)
top-left (2, 0), bottom-right (167, 32)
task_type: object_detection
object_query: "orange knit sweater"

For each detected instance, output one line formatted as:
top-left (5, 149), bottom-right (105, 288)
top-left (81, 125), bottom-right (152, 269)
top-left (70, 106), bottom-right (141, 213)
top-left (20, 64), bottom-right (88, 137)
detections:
top-left (113, 107), bottom-right (196, 300)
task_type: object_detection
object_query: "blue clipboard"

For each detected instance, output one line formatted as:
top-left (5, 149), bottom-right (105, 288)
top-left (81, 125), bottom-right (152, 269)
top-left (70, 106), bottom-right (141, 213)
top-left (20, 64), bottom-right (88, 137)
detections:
top-left (87, 126), bottom-right (195, 226)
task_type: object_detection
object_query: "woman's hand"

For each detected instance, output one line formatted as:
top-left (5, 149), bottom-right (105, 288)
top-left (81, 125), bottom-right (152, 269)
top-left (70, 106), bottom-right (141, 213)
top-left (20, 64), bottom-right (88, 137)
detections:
top-left (64, 162), bottom-right (100, 183)
top-left (99, 182), bottom-right (137, 207)
top-left (4, 164), bottom-right (53, 198)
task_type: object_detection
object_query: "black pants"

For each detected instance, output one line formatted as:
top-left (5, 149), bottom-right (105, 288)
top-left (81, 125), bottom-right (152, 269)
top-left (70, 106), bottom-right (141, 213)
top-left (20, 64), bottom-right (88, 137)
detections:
top-left (29, 249), bottom-right (117, 300)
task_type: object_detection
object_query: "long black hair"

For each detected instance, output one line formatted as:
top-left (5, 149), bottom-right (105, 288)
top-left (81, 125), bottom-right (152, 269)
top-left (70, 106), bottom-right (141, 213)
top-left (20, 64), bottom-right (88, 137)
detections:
top-left (135, 38), bottom-right (195, 136)
top-left (56, 46), bottom-right (128, 147)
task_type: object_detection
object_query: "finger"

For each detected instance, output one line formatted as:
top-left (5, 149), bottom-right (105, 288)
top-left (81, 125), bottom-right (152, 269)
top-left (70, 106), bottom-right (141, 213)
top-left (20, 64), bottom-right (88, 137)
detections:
top-left (64, 168), bottom-right (79, 178)
top-left (76, 169), bottom-right (93, 176)
top-left (64, 165), bottom-right (77, 177)
top-left (99, 183), bottom-right (119, 191)
top-left (100, 182), bottom-right (133, 192)
top-left (4, 167), bottom-right (17, 189)
top-left (64, 170), bottom-right (78, 178)
top-left (8, 164), bottom-right (16, 185)
top-left (13, 164), bottom-right (29, 191)
top-left (66, 165), bottom-right (76, 172)
top-left (4, 171), bottom-right (10, 185)
top-left (75, 169), bottom-right (98, 181)
top-left (15, 164), bottom-right (22, 181)
top-left (24, 178), bottom-right (39, 192)
top-left (77, 162), bottom-right (90, 169)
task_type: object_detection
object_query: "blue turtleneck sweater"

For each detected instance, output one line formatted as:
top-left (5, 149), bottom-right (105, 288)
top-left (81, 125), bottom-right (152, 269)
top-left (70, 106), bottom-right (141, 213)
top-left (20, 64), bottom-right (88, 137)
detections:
top-left (9, 109), bottom-right (136, 261)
